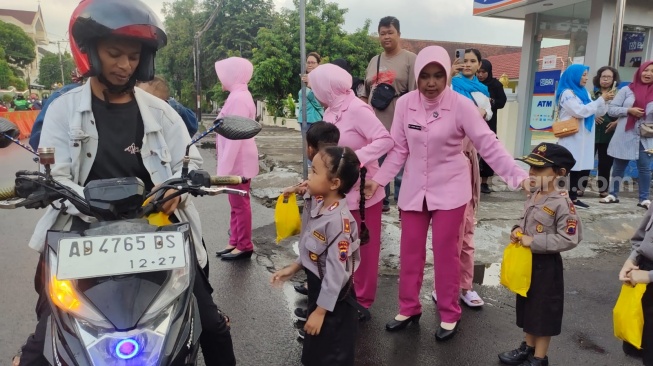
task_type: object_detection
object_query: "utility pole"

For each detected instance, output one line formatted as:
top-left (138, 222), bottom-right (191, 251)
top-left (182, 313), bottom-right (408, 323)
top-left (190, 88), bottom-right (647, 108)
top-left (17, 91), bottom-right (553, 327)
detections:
top-left (49, 40), bottom-right (66, 85)
top-left (193, 1), bottom-right (223, 121)
top-left (610, 0), bottom-right (627, 68)
top-left (299, 0), bottom-right (308, 180)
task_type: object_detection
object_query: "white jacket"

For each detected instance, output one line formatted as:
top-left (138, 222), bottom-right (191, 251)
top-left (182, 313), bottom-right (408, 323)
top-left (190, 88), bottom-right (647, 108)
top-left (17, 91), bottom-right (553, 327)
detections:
top-left (31, 82), bottom-right (208, 268)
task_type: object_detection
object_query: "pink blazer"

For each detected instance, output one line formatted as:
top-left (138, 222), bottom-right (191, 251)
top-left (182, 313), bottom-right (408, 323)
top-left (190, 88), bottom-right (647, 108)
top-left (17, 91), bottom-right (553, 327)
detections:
top-left (374, 88), bottom-right (528, 212)
top-left (324, 93), bottom-right (394, 210)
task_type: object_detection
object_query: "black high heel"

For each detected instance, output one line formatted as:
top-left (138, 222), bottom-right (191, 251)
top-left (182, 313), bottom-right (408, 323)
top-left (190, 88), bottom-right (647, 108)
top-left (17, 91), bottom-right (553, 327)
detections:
top-left (385, 314), bottom-right (421, 331)
top-left (216, 247), bottom-right (235, 257)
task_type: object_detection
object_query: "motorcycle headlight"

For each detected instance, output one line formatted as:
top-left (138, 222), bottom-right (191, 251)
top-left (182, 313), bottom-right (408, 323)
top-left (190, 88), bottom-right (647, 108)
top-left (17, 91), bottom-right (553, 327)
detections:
top-left (139, 238), bottom-right (192, 325)
top-left (47, 251), bottom-right (111, 328)
top-left (76, 305), bottom-right (174, 365)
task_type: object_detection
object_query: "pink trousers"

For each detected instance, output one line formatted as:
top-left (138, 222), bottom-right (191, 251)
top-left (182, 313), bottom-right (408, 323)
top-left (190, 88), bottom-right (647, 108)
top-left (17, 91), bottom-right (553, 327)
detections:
top-left (459, 201), bottom-right (475, 291)
top-left (399, 203), bottom-right (466, 323)
top-left (228, 182), bottom-right (254, 252)
top-left (351, 201), bottom-right (383, 309)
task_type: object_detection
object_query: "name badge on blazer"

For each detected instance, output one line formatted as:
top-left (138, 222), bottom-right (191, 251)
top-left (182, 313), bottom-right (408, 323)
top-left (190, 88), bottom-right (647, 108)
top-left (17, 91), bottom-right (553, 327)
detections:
top-left (408, 124), bottom-right (423, 131)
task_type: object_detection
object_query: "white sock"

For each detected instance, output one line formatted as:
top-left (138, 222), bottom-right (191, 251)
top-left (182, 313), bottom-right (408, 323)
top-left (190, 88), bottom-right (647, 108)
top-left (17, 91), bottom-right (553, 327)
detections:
top-left (395, 314), bottom-right (410, 321)
top-left (440, 321), bottom-right (457, 330)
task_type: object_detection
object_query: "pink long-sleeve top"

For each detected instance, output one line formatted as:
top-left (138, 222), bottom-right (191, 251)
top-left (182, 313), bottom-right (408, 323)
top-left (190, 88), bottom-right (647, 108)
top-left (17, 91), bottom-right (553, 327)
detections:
top-left (374, 46), bottom-right (528, 212)
top-left (215, 57), bottom-right (259, 178)
top-left (309, 64), bottom-right (395, 210)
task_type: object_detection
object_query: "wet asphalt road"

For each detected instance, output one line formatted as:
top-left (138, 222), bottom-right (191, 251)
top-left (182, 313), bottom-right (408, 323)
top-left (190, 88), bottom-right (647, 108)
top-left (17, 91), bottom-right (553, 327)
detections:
top-left (0, 143), bottom-right (644, 366)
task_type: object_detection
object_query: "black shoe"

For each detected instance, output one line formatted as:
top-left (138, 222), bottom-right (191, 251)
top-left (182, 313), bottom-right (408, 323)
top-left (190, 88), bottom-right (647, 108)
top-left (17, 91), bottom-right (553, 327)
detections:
top-left (622, 341), bottom-right (643, 359)
top-left (297, 329), bottom-right (305, 340)
top-left (221, 250), bottom-right (254, 261)
top-left (382, 205), bottom-right (390, 213)
top-left (293, 283), bottom-right (308, 296)
top-left (573, 200), bottom-right (590, 209)
top-left (294, 307), bottom-right (307, 321)
top-left (385, 314), bottom-right (421, 331)
top-left (435, 321), bottom-right (459, 342)
top-left (519, 355), bottom-right (548, 366)
top-left (498, 342), bottom-right (535, 365)
top-left (216, 247), bottom-right (235, 257)
top-left (481, 183), bottom-right (492, 194)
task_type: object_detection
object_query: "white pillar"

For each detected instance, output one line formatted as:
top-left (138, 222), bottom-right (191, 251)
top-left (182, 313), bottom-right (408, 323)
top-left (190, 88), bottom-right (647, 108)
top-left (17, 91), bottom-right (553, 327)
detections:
top-left (515, 13), bottom-right (540, 156)
top-left (585, 0), bottom-right (617, 84)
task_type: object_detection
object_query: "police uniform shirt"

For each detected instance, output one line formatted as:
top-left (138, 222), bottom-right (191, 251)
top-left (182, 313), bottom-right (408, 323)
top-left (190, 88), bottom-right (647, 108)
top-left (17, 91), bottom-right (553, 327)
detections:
top-left (518, 190), bottom-right (582, 253)
top-left (296, 196), bottom-right (361, 312)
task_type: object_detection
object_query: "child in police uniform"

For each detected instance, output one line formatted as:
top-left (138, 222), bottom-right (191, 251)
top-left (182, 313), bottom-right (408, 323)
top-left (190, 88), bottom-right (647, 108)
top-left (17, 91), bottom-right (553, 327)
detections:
top-left (498, 143), bottom-right (582, 366)
top-left (272, 145), bottom-right (368, 366)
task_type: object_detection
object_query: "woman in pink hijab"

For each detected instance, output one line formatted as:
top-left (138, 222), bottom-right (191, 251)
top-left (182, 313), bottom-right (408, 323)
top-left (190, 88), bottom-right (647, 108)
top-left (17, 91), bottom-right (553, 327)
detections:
top-left (308, 64), bottom-right (394, 317)
top-left (366, 46), bottom-right (528, 341)
top-left (214, 57), bottom-right (259, 261)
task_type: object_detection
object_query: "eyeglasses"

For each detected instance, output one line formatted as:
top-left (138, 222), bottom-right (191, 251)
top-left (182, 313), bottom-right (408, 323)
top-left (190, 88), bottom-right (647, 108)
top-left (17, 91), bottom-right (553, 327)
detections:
top-left (307, 61), bottom-right (318, 65)
top-left (600, 75), bottom-right (614, 79)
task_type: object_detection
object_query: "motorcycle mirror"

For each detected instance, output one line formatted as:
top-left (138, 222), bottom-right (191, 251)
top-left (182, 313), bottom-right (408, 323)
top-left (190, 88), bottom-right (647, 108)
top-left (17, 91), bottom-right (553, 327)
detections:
top-left (0, 118), bottom-right (20, 149)
top-left (181, 115), bottom-right (262, 177)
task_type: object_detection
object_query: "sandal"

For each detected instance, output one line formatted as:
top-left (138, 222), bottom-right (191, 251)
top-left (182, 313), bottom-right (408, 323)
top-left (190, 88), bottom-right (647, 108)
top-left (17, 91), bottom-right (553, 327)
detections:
top-left (460, 290), bottom-right (484, 308)
top-left (599, 192), bottom-right (609, 198)
top-left (599, 194), bottom-right (619, 204)
top-left (637, 200), bottom-right (651, 210)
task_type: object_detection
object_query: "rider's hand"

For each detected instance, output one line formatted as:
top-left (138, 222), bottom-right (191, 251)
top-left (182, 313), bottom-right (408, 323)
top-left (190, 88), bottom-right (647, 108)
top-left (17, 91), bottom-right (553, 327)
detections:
top-left (152, 185), bottom-right (181, 215)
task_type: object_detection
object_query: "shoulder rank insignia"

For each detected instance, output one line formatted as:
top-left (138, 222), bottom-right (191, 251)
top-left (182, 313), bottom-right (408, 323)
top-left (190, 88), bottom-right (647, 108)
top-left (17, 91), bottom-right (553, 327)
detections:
top-left (560, 191), bottom-right (568, 196)
top-left (312, 230), bottom-right (326, 242)
top-left (343, 217), bottom-right (351, 234)
top-left (536, 224), bottom-right (544, 233)
top-left (338, 241), bottom-right (349, 262)
top-left (566, 219), bottom-right (577, 235)
top-left (328, 201), bottom-right (339, 211)
top-left (568, 201), bottom-right (576, 215)
top-left (309, 252), bottom-right (319, 262)
top-left (542, 206), bottom-right (555, 216)
top-left (315, 195), bottom-right (324, 203)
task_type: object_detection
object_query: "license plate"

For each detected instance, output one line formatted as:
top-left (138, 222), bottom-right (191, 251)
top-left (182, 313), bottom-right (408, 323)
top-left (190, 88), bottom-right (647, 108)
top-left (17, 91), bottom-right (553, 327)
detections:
top-left (57, 232), bottom-right (186, 280)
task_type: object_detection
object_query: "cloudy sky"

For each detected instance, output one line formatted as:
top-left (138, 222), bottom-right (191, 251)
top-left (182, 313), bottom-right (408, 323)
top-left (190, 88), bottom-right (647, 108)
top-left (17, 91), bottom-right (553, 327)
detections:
top-left (11, 0), bottom-right (525, 53)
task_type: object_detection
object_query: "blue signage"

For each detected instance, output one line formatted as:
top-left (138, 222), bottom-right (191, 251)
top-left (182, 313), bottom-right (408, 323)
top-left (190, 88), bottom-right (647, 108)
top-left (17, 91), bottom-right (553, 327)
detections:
top-left (533, 70), bottom-right (561, 95)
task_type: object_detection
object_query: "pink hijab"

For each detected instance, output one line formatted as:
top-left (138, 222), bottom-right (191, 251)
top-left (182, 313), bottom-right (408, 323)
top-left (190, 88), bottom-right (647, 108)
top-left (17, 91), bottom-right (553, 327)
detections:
top-left (308, 64), bottom-right (353, 114)
top-left (214, 57), bottom-right (253, 93)
top-left (627, 60), bottom-right (653, 131)
top-left (414, 46), bottom-right (453, 114)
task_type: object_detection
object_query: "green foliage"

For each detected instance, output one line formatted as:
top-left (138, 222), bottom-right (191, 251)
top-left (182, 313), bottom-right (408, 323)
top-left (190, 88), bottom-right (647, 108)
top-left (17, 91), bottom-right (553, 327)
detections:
top-left (38, 53), bottom-right (75, 87)
top-left (284, 93), bottom-right (297, 118)
top-left (0, 21), bottom-right (36, 68)
top-left (2, 94), bottom-right (12, 103)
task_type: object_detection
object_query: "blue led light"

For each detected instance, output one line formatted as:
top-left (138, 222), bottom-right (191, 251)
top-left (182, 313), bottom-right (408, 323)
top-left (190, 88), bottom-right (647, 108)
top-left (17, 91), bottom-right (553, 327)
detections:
top-left (115, 338), bottom-right (140, 360)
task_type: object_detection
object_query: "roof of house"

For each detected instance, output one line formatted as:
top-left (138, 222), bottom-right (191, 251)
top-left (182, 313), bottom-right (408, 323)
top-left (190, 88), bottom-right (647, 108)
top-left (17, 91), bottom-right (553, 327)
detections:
top-left (401, 38), bottom-right (522, 59)
top-left (0, 9), bottom-right (38, 25)
top-left (485, 45), bottom-right (570, 79)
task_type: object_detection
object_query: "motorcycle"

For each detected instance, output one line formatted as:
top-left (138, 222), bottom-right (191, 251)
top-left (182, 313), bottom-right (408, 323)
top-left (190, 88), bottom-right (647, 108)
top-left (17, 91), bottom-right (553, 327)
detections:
top-left (0, 116), bottom-right (261, 365)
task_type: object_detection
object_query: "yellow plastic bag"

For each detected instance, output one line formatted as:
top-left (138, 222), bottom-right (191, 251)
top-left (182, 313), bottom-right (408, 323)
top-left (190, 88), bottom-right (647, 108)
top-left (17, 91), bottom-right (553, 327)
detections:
top-left (500, 241), bottom-right (532, 297)
top-left (275, 193), bottom-right (301, 243)
top-left (613, 283), bottom-right (647, 349)
top-left (143, 196), bottom-right (173, 227)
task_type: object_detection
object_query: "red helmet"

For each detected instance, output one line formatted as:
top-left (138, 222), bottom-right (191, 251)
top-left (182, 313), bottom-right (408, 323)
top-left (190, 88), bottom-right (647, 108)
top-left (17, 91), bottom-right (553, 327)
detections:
top-left (68, 0), bottom-right (167, 82)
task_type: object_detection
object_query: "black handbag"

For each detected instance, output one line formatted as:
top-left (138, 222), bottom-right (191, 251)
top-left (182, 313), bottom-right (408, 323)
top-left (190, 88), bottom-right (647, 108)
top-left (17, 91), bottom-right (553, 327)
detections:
top-left (370, 54), bottom-right (397, 111)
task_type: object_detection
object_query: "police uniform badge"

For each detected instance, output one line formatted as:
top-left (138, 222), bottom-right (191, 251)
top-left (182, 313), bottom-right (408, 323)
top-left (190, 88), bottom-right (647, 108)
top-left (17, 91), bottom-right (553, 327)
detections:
top-left (566, 219), bottom-right (577, 235)
top-left (343, 217), bottom-right (351, 234)
top-left (315, 195), bottom-right (324, 203)
top-left (568, 201), bottom-right (576, 215)
top-left (328, 201), bottom-right (339, 211)
top-left (536, 224), bottom-right (544, 233)
top-left (309, 252), bottom-right (319, 262)
top-left (542, 206), bottom-right (555, 216)
top-left (312, 230), bottom-right (326, 242)
top-left (338, 241), bottom-right (349, 262)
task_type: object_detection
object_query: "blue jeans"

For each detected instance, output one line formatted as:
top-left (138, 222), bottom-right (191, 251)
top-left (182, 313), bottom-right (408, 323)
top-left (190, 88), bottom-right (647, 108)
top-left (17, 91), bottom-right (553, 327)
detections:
top-left (610, 142), bottom-right (652, 202)
top-left (379, 154), bottom-right (403, 206)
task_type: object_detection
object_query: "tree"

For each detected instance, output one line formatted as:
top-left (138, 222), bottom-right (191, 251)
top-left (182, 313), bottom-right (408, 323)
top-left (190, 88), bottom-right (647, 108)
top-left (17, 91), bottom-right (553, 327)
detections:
top-left (0, 46), bottom-right (26, 89)
top-left (0, 21), bottom-right (36, 69)
top-left (38, 53), bottom-right (75, 87)
top-left (250, 0), bottom-right (380, 116)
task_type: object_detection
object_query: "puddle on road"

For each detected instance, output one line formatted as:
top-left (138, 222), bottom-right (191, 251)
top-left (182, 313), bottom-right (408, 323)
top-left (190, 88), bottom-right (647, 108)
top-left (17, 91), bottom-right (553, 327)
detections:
top-left (473, 262), bottom-right (502, 287)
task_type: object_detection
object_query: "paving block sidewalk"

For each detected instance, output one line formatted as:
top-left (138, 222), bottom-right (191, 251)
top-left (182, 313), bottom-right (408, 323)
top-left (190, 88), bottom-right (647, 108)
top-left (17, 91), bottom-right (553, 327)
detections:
top-left (221, 124), bottom-right (647, 273)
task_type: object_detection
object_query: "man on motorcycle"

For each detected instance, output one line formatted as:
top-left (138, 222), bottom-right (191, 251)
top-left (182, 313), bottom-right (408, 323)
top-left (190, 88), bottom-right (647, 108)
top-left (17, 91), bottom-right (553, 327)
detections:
top-left (14, 0), bottom-right (235, 365)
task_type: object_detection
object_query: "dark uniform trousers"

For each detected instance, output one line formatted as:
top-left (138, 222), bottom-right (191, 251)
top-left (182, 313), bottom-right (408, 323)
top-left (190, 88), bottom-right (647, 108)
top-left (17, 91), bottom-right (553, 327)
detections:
top-left (639, 257), bottom-right (653, 366)
top-left (302, 269), bottom-right (357, 366)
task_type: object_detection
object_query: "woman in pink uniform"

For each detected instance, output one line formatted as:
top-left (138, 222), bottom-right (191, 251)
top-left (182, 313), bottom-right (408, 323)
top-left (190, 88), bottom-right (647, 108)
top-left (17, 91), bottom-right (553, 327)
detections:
top-left (214, 57), bottom-right (259, 261)
top-left (308, 64), bottom-right (395, 317)
top-left (366, 46), bottom-right (528, 341)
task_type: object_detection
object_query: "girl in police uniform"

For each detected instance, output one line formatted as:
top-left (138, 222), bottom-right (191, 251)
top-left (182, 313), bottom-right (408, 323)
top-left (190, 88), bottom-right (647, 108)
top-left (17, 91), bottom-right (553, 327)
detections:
top-left (499, 143), bottom-right (582, 366)
top-left (272, 146), bottom-right (368, 365)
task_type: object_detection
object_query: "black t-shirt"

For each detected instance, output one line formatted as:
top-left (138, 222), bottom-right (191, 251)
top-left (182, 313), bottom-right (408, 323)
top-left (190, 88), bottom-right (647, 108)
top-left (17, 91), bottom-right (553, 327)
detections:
top-left (85, 94), bottom-right (154, 191)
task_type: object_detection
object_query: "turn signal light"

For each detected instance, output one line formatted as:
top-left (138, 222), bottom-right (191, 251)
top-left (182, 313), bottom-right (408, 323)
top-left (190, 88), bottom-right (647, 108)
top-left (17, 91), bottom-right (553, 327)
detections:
top-left (50, 276), bottom-right (81, 310)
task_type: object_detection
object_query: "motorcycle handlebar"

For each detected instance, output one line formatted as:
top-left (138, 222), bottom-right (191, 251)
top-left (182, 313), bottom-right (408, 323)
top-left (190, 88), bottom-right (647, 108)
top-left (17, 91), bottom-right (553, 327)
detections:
top-left (209, 176), bottom-right (249, 186)
top-left (0, 186), bottom-right (16, 200)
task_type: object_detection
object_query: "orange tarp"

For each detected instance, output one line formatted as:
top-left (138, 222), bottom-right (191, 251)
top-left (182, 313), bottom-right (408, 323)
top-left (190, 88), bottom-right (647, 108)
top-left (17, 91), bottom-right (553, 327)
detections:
top-left (0, 111), bottom-right (39, 139)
